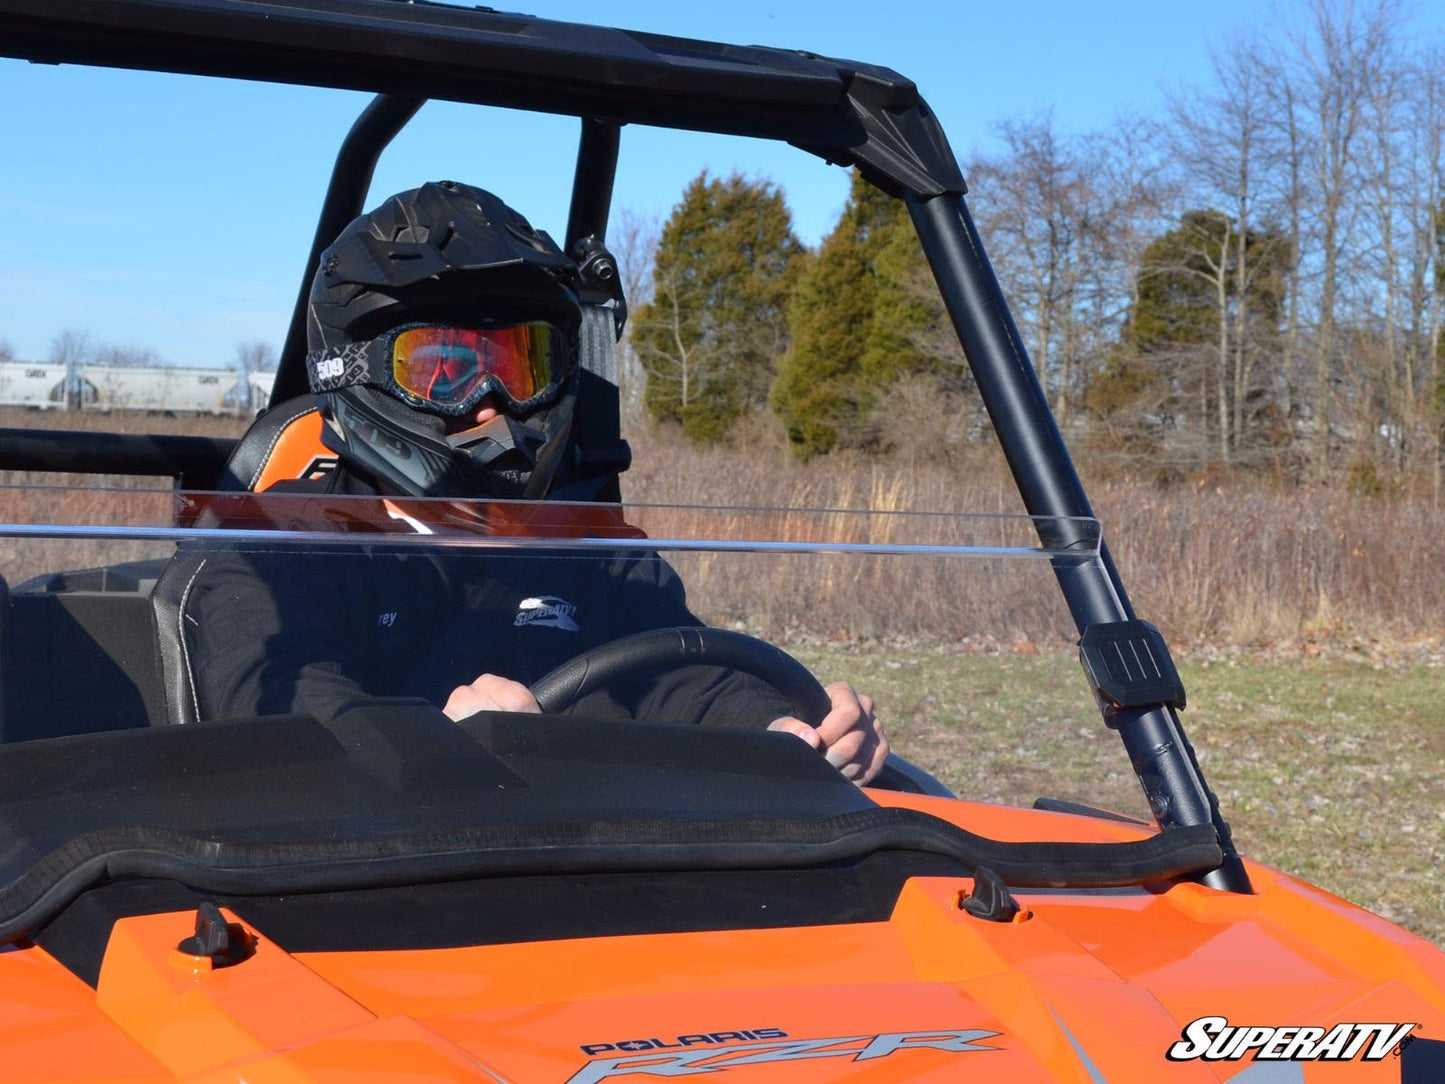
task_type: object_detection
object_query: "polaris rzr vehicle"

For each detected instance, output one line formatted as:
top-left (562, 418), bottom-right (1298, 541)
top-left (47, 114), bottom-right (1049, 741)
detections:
top-left (0, 2), bottom-right (1441, 1081)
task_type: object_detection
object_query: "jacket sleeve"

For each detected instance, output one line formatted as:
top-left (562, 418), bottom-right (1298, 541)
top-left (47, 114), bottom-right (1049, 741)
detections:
top-left (601, 549), bottom-right (797, 729)
top-left (183, 549), bottom-right (372, 721)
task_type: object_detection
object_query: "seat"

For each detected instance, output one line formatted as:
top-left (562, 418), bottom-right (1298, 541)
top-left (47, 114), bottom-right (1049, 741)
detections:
top-left (3, 563), bottom-right (174, 739)
top-left (153, 395), bottom-right (335, 725)
top-left (212, 394), bottom-right (335, 492)
top-left (151, 549), bottom-right (211, 725)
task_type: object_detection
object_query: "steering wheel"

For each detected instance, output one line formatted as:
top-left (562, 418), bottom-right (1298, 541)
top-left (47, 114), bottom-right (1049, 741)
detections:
top-left (529, 626), bottom-right (832, 723)
top-left (527, 626), bottom-right (951, 796)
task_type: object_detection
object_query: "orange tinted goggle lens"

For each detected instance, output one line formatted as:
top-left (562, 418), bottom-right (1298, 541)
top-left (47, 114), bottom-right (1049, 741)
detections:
top-left (391, 324), bottom-right (557, 409)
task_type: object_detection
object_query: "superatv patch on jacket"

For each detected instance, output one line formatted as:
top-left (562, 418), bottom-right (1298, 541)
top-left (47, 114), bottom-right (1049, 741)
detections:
top-left (514, 595), bottom-right (580, 631)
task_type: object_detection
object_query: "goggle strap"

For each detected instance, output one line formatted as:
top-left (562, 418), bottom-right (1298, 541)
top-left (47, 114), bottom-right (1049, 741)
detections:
top-left (306, 344), bottom-right (374, 392)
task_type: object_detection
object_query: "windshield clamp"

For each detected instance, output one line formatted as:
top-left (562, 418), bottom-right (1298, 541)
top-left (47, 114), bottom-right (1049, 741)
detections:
top-left (175, 901), bottom-right (255, 969)
top-left (1079, 620), bottom-right (1186, 713)
top-left (958, 866), bottom-right (1021, 923)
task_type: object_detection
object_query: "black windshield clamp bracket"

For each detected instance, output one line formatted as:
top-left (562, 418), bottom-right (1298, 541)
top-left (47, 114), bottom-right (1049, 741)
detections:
top-left (958, 866), bottom-right (1021, 923)
top-left (175, 901), bottom-right (255, 969)
top-left (1079, 620), bottom-right (1186, 716)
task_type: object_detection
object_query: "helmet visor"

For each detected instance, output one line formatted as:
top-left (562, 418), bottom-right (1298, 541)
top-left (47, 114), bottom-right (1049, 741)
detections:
top-left (390, 323), bottom-right (566, 414)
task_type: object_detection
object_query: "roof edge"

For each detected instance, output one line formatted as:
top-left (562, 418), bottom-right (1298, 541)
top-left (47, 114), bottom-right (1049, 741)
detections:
top-left (0, 0), bottom-right (965, 197)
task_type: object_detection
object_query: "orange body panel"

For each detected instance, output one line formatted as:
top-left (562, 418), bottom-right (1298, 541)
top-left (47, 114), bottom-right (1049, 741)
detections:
top-left (2, 797), bottom-right (1441, 1083)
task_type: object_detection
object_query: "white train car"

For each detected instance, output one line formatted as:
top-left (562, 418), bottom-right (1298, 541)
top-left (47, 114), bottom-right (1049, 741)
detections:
top-left (0, 362), bottom-right (67, 409)
top-left (79, 365), bottom-right (241, 415)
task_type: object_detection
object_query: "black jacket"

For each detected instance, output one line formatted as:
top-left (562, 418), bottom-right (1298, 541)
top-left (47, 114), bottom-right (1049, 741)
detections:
top-left (183, 470), bottom-right (794, 727)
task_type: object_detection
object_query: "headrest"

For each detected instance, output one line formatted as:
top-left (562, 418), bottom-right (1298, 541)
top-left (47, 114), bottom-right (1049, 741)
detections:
top-left (217, 397), bottom-right (337, 492)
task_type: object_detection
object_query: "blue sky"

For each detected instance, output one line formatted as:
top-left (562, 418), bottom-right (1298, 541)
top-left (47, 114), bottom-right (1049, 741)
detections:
top-left (0, 0), bottom-right (1438, 367)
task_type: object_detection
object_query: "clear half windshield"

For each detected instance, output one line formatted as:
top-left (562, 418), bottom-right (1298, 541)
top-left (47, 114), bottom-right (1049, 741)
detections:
top-left (0, 484), bottom-right (1146, 818)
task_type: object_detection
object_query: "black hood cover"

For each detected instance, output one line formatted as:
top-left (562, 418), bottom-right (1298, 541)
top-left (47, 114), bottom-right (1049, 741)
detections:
top-left (0, 705), bottom-right (1222, 945)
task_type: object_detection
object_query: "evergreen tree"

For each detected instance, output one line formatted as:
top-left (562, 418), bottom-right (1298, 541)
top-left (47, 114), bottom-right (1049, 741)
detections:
top-left (631, 172), bottom-right (803, 443)
top-left (771, 172), bottom-right (940, 458)
top-left (1128, 210), bottom-right (1251, 349)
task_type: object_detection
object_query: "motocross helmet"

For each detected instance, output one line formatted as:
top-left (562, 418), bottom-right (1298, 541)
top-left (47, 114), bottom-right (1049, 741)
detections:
top-left (305, 180), bottom-right (584, 499)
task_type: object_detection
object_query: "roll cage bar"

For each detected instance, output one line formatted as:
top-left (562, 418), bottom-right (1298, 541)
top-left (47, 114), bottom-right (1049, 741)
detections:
top-left (0, 0), bottom-right (1250, 893)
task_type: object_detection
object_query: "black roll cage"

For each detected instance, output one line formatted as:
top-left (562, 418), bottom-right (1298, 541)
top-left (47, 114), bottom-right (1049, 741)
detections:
top-left (0, 0), bottom-right (1250, 892)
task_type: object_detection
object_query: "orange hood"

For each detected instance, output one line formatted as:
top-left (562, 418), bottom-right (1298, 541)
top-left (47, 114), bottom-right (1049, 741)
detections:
top-left (5, 797), bottom-right (1443, 1083)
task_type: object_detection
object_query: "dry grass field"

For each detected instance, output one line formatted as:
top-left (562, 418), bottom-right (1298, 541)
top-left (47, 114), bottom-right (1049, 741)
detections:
top-left (627, 423), bottom-right (1445, 649)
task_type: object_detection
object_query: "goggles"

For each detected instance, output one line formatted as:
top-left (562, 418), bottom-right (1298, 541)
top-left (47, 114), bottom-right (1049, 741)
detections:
top-left (307, 321), bottom-right (571, 415)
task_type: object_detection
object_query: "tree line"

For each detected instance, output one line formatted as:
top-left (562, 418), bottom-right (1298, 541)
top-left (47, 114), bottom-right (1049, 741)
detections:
top-left (624, 0), bottom-right (1445, 494)
top-left (0, 330), bottom-right (279, 378)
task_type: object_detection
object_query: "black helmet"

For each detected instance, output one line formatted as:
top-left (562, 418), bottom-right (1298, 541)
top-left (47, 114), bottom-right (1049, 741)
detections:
top-left (306, 180), bottom-right (584, 498)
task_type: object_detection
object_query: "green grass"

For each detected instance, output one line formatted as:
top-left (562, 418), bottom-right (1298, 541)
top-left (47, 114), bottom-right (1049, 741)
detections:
top-left (789, 643), bottom-right (1445, 948)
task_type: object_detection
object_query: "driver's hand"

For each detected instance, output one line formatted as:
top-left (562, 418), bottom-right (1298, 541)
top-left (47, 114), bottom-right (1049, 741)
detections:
top-left (768, 681), bottom-right (888, 786)
top-left (443, 673), bottom-right (541, 721)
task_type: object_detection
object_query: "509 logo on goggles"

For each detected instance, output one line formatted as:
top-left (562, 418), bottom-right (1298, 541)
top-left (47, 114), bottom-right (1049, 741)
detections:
top-left (1167, 1016), bottom-right (1418, 1062)
top-left (566, 1031), bottom-right (1000, 1084)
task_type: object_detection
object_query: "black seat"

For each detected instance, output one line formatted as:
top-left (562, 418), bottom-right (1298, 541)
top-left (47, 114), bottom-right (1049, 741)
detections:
top-left (212, 394), bottom-right (333, 492)
top-left (3, 562), bottom-right (171, 739)
top-left (152, 396), bottom-right (335, 725)
top-left (151, 548), bottom-right (211, 726)
top-left (0, 571), bottom-right (11, 739)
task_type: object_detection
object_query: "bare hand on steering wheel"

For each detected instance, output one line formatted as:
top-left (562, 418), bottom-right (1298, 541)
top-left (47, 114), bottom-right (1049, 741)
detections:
top-left (443, 673), bottom-right (543, 718)
top-left (440, 628), bottom-right (888, 787)
top-left (766, 681), bottom-right (889, 785)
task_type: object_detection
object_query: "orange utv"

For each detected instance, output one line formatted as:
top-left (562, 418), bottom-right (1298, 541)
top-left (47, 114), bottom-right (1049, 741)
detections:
top-left (0, 2), bottom-right (1441, 1081)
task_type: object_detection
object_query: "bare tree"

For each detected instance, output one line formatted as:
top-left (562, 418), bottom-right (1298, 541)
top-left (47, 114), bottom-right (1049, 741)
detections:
top-left (629, 257), bottom-right (724, 421)
top-left (1166, 31), bottom-right (1291, 461)
top-left (1354, 24), bottom-right (1413, 471)
top-left (1098, 112), bottom-right (1176, 329)
top-left (608, 207), bottom-right (660, 426)
top-left (1408, 47), bottom-right (1445, 501)
top-left (235, 340), bottom-right (277, 376)
top-left (234, 340), bottom-right (277, 413)
top-left (1375, 41), bottom-right (1445, 482)
top-left (47, 328), bottom-right (90, 367)
top-left (47, 329), bottom-right (90, 410)
top-left (969, 115), bottom-right (1122, 424)
top-left (92, 344), bottom-right (161, 367)
top-left (958, 0), bottom-right (1441, 485)
top-left (1258, 34), bottom-right (1309, 445)
top-left (1290, 0), bottom-right (1400, 478)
